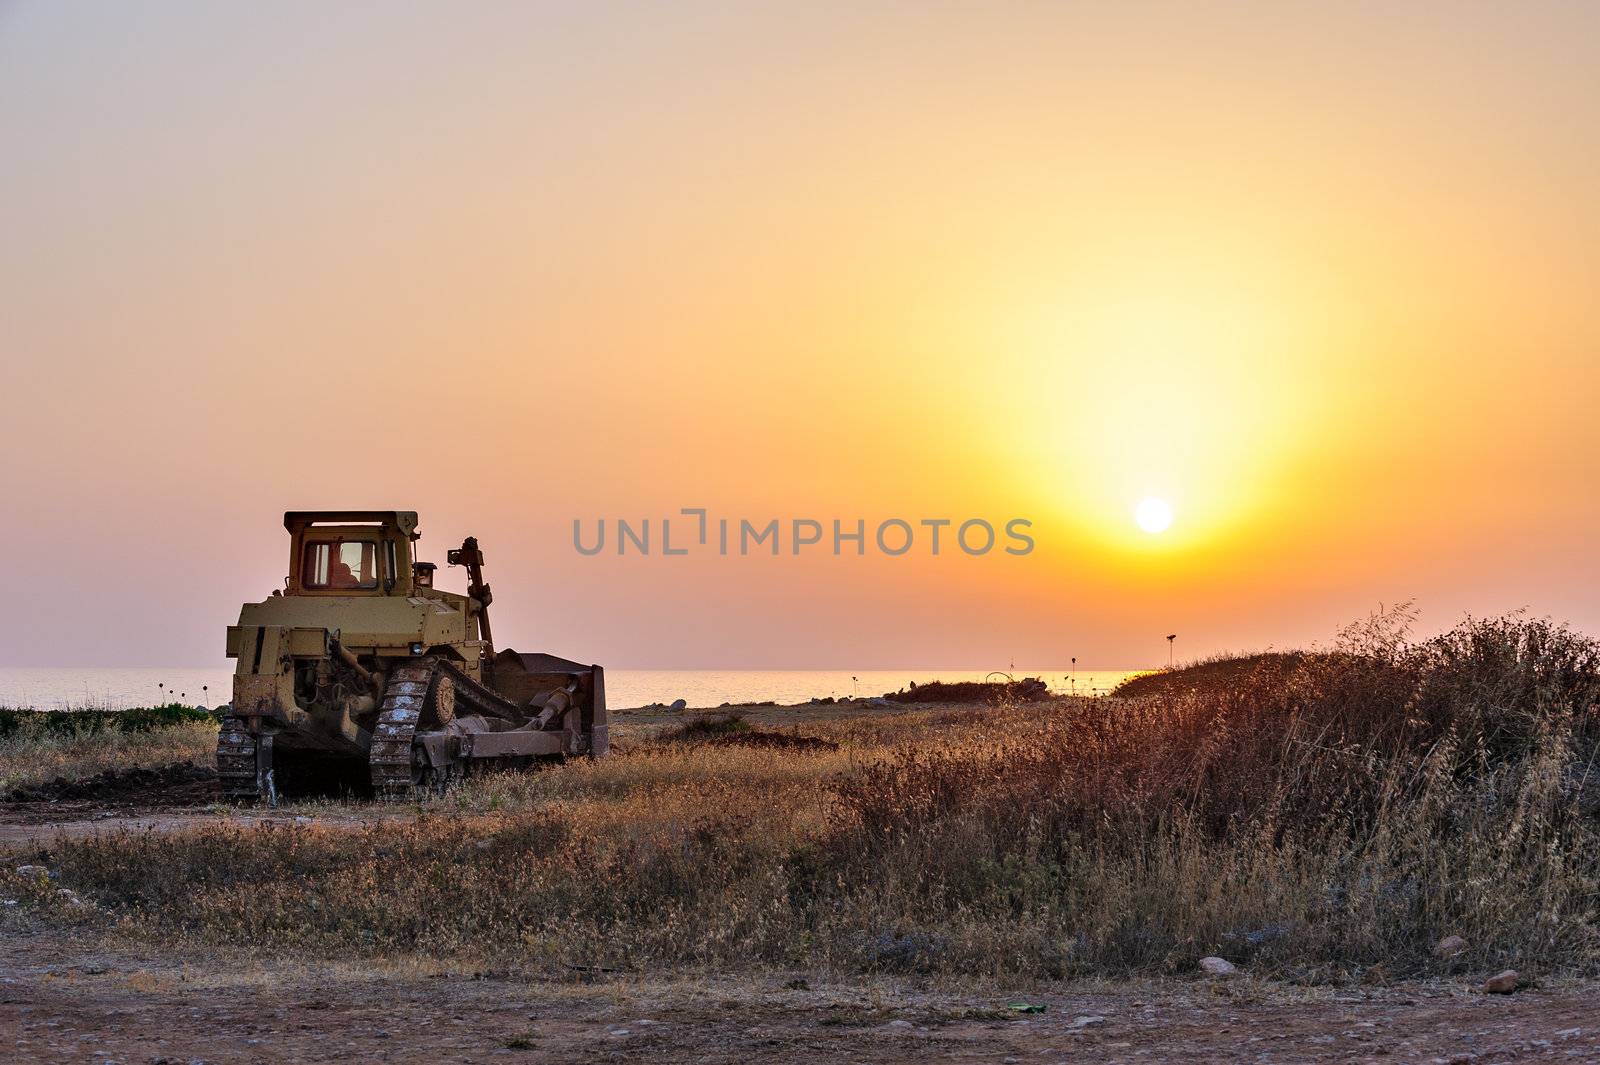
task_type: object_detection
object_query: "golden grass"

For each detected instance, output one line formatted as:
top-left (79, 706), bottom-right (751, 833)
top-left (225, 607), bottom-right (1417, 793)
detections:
top-left (15, 614), bottom-right (1600, 983)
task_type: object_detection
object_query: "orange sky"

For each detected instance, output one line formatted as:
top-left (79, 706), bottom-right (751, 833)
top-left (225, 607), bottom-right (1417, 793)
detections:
top-left (2, 2), bottom-right (1597, 668)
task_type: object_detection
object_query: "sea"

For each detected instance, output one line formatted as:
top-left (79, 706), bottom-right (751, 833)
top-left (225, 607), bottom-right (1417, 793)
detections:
top-left (0, 666), bottom-right (1141, 712)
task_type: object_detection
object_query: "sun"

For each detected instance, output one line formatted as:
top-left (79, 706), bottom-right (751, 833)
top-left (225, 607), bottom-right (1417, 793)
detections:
top-left (1134, 497), bottom-right (1174, 534)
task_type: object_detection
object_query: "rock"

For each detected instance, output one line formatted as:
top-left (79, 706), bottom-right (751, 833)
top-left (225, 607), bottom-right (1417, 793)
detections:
top-left (13, 865), bottom-right (47, 878)
top-left (1434, 934), bottom-right (1469, 958)
top-left (1483, 969), bottom-right (1519, 994)
top-left (669, 699), bottom-right (687, 711)
top-left (868, 697), bottom-right (893, 708)
top-left (1068, 1015), bottom-right (1106, 1029)
top-left (1198, 956), bottom-right (1238, 976)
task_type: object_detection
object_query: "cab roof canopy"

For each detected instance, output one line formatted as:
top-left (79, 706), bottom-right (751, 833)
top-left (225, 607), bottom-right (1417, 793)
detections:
top-left (283, 511), bottom-right (419, 538)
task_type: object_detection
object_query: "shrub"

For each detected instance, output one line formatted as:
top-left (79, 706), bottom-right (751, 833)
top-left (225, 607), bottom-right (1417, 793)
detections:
top-left (0, 703), bottom-right (220, 738)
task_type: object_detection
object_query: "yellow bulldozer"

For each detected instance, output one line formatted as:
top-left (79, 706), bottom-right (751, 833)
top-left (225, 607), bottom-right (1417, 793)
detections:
top-left (219, 511), bottom-right (606, 802)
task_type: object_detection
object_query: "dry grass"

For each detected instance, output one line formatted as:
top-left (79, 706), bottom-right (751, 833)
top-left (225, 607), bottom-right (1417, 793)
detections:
top-left (19, 613), bottom-right (1600, 982)
top-left (0, 720), bottom-right (217, 792)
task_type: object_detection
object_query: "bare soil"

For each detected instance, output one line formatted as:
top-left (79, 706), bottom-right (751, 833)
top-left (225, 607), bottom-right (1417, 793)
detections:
top-left (4, 761), bottom-right (219, 808)
top-left (0, 928), bottom-right (1594, 1063)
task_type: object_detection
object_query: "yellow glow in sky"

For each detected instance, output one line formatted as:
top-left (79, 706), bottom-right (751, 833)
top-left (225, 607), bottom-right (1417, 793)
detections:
top-left (2, 3), bottom-right (1599, 669)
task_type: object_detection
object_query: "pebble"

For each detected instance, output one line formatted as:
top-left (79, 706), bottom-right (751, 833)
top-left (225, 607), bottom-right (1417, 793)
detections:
top-left (1198, 956), bottom-right (1238, 976)
top-left (1069, 1015), bottom-right (1106, 1029)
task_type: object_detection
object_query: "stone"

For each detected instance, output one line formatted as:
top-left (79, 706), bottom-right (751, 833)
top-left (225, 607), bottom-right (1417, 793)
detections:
top-left (1483, 970), bottom-right (1519, 994)
top-left (1069, 1015), bottom-right (1106, 1029)
top-left (14, 865), bottom-right (46, 878)
top-left (1434, 934), bottom-right (1468, 958)
top-left (1198, 956), bottom-right (1238, 976)
top-left (669, 699), bottom-right (687, 711)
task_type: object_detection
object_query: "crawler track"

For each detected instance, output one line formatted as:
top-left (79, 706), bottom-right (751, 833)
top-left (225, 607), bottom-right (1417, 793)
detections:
top-left (369, 658), bottom-right (535, 801)
top-left (368, 662), bottom-right (436, 800)
top-left (215, 715), bottom-right (260, 801)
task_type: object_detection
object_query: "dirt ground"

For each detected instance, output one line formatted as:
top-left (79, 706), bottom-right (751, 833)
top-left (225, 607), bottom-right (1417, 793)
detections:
top-left (0, 927), bottom-right (1595, 1064)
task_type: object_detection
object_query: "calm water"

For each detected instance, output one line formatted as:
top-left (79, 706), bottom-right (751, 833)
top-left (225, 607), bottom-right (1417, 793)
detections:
top-left (0, 666), bottom-right (1140, 711)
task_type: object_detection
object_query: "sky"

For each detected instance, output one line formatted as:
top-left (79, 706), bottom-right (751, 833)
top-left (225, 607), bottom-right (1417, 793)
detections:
top-left (2, 1), bottom-right (1598, 670)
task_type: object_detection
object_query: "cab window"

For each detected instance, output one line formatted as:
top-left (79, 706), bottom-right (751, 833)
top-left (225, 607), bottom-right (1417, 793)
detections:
top-left (303, 540), bottom-right (379, 590)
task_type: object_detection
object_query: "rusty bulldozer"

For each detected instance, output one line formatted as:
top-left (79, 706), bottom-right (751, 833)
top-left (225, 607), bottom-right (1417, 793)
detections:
top-left (219, 511), bottom-right (606, 802)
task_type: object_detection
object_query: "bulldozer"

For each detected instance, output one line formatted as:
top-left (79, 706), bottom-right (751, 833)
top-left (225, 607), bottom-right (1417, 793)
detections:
top-left (218, 511), bottom-right (606, 803)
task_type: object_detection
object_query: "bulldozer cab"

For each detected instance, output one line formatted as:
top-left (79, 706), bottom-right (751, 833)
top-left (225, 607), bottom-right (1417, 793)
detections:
top-left (284, 511), bottom-right (418, 596)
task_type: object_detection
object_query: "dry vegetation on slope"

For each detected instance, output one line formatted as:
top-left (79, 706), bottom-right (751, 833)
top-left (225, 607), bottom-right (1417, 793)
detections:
top-left (5, 614), bottom-right (1600, 986)
top-left (0, 710), bottom-right (217, 793)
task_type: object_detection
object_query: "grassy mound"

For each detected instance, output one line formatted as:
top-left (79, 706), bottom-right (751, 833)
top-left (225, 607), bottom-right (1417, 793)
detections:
top-left (0, 704), bottom-right (223, 792)
top-left (881, 677), bottom-right (1050, 704)
top-left (657, 712), bottom-right (753, 742)
top-left (657, 712), bottom-right (839, 751)
top-left (1111, 653), bottom-right (1315, 698)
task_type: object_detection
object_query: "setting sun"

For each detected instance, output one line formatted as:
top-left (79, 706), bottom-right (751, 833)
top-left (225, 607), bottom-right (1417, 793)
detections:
top-left (1135, 497), bottom-right (1175, 534)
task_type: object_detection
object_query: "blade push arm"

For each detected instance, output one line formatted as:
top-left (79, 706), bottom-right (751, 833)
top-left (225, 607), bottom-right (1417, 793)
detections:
top-left (447, 536), bottom-right (494, 654)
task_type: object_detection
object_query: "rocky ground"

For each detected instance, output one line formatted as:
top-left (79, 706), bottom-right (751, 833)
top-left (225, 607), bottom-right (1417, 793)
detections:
top-left (1, 928), bottom-right (1595, 1063)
